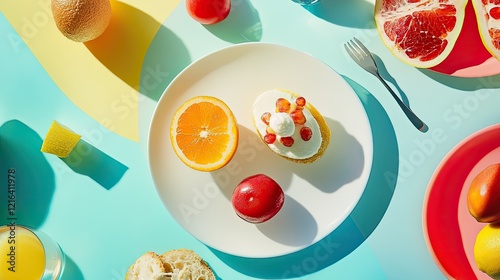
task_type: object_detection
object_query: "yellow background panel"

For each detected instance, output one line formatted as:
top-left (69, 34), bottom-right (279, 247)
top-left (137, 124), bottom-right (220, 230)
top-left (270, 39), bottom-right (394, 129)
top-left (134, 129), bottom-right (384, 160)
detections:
top-left (0, 0), bottom-right (180, 141)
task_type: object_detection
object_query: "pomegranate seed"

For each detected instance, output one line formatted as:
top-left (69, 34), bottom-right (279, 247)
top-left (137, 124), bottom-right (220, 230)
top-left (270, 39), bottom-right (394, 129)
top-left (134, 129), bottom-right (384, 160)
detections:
top-left (290, 110), bottom-right (306, 125)
top-left (296, 97), bottom-right (306, 107)
top-left (491, 7), bottom-right (500, 20)
top-left (280, 137), bottom-right (294, 147)
top-left (261, 112), bottom-right (271, 125)
top-left (276, 98), bottom-right (291, 113)
top-left (300, 127), bottom-right (312, 141)
top-left (264, 133), bottom-right (276, 144)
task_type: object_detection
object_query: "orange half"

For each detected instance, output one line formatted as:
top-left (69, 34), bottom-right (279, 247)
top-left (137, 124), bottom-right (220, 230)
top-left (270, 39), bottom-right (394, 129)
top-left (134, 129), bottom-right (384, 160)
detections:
top-left (170, 96), bottom-right (238, 172)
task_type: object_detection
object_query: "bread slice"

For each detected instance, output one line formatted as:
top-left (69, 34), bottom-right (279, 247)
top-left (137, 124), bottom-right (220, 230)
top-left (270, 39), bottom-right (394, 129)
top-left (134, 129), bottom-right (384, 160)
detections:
top-left (126, 249), bottom-right (215, 280)
top-left (125, 251), bottom-right (171, 280)
top-left (253, 88), bottom-right (331, 164)
top-left (160, 249), bottom-right (215, 280)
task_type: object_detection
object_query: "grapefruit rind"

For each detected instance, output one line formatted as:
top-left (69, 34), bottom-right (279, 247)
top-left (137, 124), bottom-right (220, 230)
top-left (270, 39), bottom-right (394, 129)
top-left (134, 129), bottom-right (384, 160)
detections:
top-left (374, 0), bottom-right (469, 68)
top-left (471, 0), bottom-right (500, 62)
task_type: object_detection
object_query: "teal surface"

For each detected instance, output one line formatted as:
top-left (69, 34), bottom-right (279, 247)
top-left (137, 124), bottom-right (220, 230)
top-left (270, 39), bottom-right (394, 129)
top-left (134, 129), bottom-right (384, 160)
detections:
top-left (2, 0), bottom-right (500, 279)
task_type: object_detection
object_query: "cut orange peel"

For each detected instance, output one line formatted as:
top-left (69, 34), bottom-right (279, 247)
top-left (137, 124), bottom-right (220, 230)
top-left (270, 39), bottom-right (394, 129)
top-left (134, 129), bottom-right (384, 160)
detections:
top-left (41, 121), bottom-right (81, 158)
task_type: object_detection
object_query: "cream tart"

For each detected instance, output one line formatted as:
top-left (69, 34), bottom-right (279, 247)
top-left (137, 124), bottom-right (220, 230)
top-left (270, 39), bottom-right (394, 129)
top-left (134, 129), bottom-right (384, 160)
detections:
top-left (252, 89), bottom-right (330, 163)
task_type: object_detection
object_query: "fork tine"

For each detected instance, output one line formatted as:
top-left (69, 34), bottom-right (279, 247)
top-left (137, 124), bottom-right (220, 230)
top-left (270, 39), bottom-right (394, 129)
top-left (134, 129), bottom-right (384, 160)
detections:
top-left (352, 37), bottom-right (373, 60)
top-left (348, 39), bottom-right (361, 54)
top-left (344, 42), bottom-right (361, 62)
top-left (344, 44), bottom-right (357, 62)
top-left (349, 39), bottom-right (366, 59)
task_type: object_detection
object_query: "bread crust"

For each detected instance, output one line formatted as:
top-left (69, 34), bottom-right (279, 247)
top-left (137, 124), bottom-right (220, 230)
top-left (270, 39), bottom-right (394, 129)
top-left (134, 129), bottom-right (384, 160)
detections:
top-left (125, 251), bottom-right (168, 280)
top-left (126, 249), bottom-right (215, 280)
top-left (160, 249), bottom-right (215, 280)
top-left (253, 88), bottom-right (331, 164)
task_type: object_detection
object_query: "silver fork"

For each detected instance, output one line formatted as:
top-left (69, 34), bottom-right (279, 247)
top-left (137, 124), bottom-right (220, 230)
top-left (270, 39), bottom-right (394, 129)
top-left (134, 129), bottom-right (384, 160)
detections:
top-left (344, 37), bottom-right (426, 131)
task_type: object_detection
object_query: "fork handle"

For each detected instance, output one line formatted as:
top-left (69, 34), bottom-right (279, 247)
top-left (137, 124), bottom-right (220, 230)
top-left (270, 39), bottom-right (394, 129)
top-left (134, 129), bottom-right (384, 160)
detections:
top-left (375, 73), bottom-right (426, 131)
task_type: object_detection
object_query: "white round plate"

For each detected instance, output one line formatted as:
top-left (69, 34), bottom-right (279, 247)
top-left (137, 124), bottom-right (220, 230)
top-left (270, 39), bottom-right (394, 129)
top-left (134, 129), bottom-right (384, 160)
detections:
top-left (148, 43), bottom-right (373, 258)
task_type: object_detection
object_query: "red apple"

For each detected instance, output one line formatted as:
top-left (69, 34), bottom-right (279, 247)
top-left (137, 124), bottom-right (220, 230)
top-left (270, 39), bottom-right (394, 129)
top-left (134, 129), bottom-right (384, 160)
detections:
top-left (231, 174), bottom-right (285, 223)
top-left (186, 0), bottom-right (231, 25)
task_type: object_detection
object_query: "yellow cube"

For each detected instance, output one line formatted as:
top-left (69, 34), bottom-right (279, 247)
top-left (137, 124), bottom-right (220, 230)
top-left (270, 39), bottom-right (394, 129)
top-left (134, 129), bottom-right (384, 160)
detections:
top-left (41, 121), bottom-right (81, 158)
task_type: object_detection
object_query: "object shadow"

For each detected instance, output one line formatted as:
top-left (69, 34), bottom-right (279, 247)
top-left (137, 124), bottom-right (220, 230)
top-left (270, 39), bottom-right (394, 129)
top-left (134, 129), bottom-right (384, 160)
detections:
top-left (85, 0), bottom-right (191, 101)
top-left (141, 23), bottom-right (192, 101)
top-left (61, 140), bottom-right (128, 190)
top-left (305, 0), bottom-right (375, 29)
top-left (257, 195), bottom-right (318, 247)
top-left (209, 77), bottom-right (398, 278)
top-left (419, 69), bottom-right (500, 91)
top-left (371, 54), bottom-right (411, 108)
top-left (204, 0), bottom-right (262, 43)
top-left (211, 125), bottom-right (295, 201)
top-left (294, 118), bottom-right (365, 193)
top-left (60, 253), bottom-right (84, 280)
top-left (371, 54), bottom-right (429, 131)
top-left (341, 75), bottom-right (398, 246)
top-left (0, 120), bottom-right (55, 229)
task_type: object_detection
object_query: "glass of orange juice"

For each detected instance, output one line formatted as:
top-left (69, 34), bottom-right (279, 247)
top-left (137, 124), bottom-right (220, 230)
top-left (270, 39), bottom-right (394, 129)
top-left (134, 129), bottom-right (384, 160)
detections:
top-left (0, 225), bottom-right (65, 280)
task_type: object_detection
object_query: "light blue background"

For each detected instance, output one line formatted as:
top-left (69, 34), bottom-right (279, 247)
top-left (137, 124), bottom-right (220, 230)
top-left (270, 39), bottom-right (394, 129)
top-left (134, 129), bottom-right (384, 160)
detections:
top-left (2, 0), bottom-right (500, 279)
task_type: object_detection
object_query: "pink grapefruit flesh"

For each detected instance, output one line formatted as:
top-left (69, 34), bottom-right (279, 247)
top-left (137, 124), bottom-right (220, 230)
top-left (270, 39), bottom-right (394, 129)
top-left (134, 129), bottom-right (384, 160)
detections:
top-left (375, 0), bottom-right (469, 68)
top-left (472, 0), bottom-right (500, 61)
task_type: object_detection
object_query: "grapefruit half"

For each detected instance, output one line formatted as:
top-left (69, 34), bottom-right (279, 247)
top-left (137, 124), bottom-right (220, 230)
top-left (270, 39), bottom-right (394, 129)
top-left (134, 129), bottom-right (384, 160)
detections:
top-left (472, 0), bottom-right (500, 61)
top-left (375, 0), bottom-right (469, 68)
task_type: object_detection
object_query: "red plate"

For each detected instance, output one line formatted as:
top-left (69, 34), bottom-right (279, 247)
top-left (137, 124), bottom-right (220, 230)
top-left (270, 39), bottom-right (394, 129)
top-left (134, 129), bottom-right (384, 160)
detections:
top-left (430, 1), bottom-right (500, 77)
top-left (423, 124), bottom-right (500, 280)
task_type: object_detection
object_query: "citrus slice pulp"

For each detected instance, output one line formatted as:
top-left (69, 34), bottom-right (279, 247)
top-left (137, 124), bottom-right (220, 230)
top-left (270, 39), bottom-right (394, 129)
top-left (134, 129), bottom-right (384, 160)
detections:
top-left (472, 0), bottom-right (500, 61)
top-left (375, 0), bottom-right (468, 68)
top-left (170, 96), bottom-right (238, 172)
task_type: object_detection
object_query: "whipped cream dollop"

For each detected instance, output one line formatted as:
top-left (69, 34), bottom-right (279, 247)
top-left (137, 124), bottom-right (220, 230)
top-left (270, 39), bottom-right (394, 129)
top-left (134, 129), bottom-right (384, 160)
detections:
top-left (252, 89), bottom-right (322, 160)
top-left (269, 113), bottom-right (295, 137)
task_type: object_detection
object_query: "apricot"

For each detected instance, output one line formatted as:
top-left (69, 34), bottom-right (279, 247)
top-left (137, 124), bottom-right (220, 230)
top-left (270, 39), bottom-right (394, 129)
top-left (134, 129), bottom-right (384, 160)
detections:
top-left (467, 163), bottom-right (500, 223)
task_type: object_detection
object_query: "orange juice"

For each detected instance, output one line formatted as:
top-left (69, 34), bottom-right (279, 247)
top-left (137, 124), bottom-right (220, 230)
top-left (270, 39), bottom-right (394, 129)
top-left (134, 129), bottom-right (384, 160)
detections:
top-left (0, 225), bottom-right (46, 280)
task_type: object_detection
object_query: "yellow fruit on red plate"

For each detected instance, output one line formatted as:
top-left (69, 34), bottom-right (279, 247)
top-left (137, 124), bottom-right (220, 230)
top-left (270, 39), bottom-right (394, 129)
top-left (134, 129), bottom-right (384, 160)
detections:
top-left (374, 0), bottom-right (468, 68)
top-left (170, 96), bottom-right (238, 172)
top-left (474, 223), bottom-right (500, 279)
